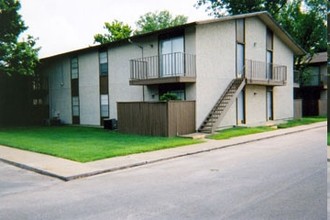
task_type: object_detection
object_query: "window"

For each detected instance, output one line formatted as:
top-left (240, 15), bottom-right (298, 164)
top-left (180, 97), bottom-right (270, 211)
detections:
top-left (266, 89), bottom-right (273, 120)
top-left (266, 28), bottom-right (273, 51)
top-left (71, 57), bottom-right (79, 79)
top-left (305, 66), bottom-right (321, 86)
top-left (160, 36), bottom-right (184, 76)
top-left (236, 19), bottom-right (245, 43)
top-left (236, 43), bottom-right (245, 76)
top-left (159, 84), bottom-right (186, 100)
top-left (72, 96), bottom-right (80, 116)
top-left (99, 51), bottom-right (108, 76)
top-left (237, 90), bottom-right (245, 124)
top-left (236, 19), bottom-right (245, 76)
top-left (266, 51), bottom-right (273, 79)
top-left (266, 28), bottom-right (273, 79)
top-left (33, 99), bottom-right (43, 106)
top-left (100, 94), bottom-right (109, 117)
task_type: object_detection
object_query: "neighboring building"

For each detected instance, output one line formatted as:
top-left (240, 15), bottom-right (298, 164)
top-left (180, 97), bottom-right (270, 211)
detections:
top-left (38, 12), bottom-right (304, 133)
top-left (294, 52), bottom-right (327, 116)
top-left (0, 72), bottom-right (48, 126)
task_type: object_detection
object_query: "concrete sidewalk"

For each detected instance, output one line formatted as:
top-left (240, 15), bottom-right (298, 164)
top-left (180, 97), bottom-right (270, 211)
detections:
top-left (0, 121), bottom-right (327, 181)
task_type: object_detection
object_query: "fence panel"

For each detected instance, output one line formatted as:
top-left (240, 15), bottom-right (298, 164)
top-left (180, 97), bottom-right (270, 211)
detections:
top-left (117, 101), bottom-right (195, 137)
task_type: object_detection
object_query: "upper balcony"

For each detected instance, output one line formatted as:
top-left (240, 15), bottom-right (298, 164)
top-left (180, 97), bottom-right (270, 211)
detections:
top-left (129, 52), bottom-right (196, 85)
top-left (294, 70), bottom-right (327, 89)
top-left (245, 59), bottom-right (287, 86)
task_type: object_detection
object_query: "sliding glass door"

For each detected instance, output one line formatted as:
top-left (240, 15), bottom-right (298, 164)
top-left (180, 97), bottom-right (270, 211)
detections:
top-left (160, 36), bottom-right (184, 76)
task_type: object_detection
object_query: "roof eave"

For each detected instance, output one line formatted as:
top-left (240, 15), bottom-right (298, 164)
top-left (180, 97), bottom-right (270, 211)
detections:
top-left (196, 11), bottom-right (306, 56)
top-left (257, 12), bottom-right (306, 56)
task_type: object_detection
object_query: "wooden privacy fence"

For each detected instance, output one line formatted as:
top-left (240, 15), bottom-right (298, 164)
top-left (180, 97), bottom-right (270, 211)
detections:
top-left (117, 101), bottom-right (196, 137)
top-left (294, 99), bottom-right (302, 119)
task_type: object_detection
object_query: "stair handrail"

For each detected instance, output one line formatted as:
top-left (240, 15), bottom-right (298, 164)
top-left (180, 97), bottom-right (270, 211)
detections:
top-left (198, 67), bottom-right (246, 132)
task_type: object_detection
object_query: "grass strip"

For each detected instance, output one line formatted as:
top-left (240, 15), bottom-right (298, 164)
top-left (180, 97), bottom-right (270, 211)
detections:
top-left (210, 116), bottom-right (326, 140)
top-left (0, 126), bottom-right (201, 163)
top-left (208, 126), bottom-right (275, 140)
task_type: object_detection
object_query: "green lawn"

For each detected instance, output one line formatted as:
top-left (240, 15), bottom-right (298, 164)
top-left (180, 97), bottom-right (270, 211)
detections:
top-left (0, 126), bottom-right (200, 162)
top-left (277, 116), bottom-right (326, 129)
top-left (0, 117), bottom-right (326, 162)
top-left (208, 126), bottom-right (276, 140)
top-left (209, 116), bottom-right (327, 140)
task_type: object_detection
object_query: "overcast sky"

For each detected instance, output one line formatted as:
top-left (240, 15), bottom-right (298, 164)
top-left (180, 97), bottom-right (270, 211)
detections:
top-left (19, 0), bottom-right (211, 58)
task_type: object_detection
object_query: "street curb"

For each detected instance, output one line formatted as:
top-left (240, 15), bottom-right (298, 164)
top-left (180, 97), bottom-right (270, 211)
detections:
top-left (0, 158), bottom-right (69, 181)
top-left (0, 123), bottom-right (326, 181)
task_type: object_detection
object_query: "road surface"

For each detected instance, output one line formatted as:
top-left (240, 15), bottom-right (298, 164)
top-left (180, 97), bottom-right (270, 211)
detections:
top-left (0, 126), bottom-right (326, 219)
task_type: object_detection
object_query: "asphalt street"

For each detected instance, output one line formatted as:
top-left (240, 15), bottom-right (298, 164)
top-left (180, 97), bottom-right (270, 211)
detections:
top-left (0, 126), bottom-right (326, 220)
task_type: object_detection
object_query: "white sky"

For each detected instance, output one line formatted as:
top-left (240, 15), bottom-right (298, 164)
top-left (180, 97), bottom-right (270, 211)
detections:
top-left (19, 0), bottom-right (211, 58)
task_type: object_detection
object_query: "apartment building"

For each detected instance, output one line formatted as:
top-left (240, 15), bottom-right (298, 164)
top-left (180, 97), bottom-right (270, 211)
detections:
top-left (38, 11), bottom-right (305, 133)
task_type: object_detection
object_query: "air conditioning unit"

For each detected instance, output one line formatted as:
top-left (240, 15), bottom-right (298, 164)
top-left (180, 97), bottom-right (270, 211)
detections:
top-left (103, 118), bottom-right (117, 130)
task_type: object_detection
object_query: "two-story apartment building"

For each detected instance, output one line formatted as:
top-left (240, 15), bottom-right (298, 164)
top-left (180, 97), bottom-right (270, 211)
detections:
top-left (294, 52), bottom-right (327, 116)
top-left (38, 12), bottom-right (304, 133)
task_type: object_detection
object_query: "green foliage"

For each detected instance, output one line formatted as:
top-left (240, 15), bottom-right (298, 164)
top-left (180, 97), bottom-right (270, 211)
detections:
top-left (94, 20), bottom-right (133, 44)
top-left (94, 11), bottom-right (187, 43)
top-left (195, 0), bottom-right (287, 17)
top-left (277, 116), bottom-right (326, 129)
top-left (209, 126), bottom-right (275, 140)
top-left (274, 0), bottom-right (327, 75)
top-left (0, 0), bottom-right (39, 76)
top-left (135, 10), bottom-right (188, 35)
top-left (0, 126), bottom-right (200, 162)
top-left (209, 116), bottom-right (326, 140)
top-left (275, 0), bottom-right (327, 56)
top-left (160, 92), bottom-right (179, 101)
top-left (195, 0), bottom-right (328, 72)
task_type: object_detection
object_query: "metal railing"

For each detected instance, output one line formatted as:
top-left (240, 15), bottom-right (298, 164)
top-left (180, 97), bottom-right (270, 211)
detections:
top-left (130, 52), bottom-right (196, 80)
top-left (294, 70), bottom-right (327, 86)
top-left (245, 59), bottom-right (287, 83)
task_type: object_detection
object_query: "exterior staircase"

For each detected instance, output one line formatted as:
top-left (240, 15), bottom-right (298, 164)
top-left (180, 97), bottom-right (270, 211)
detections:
top-left (198, 77), bottom-right (246, 133)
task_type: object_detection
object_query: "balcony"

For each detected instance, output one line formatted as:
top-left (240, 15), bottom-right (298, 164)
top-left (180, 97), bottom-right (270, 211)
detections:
top-left (245, 59), bottom-right (287, 86)
top-left (129, 52), bottom-right (196, 85)
top-left (295, 70), bottom-right (327, 88)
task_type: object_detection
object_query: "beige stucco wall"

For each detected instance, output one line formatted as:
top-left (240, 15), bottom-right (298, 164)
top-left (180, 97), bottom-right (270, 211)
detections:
top-left (184, 27), bottom-right (197, 102)
top-left (108, 44), bottom-right (145, 119)
top-left (195, 20), bottom-right (236, 128)
top-left (195, 16), bottom-right (295, 129)
top-left (245, 85), bottom-right (267, 124)
top-left (242, 17), bottom-right (268, 125)
top-left (273, 34), bottom-right (294, 120)
top-left (47, 58), bottom-right (72, 124)
top-left (78, 51), bottom-right (100, 125)
top-left (141, 27), bottom-right (197, 103)
top-left (245, 17), bottom-right (266, 63)
top-left (45, 15), bottom-right (297, 128)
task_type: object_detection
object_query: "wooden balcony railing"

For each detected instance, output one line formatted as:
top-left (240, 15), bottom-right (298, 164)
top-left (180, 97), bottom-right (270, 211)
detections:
top-left (245, 59), bottom-right (287, 86)
top-left (129, 52), bottom-right (196, 85)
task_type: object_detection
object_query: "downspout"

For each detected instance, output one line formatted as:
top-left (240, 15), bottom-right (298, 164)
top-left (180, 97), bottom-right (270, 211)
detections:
top-left (128, 38), bottom-right (145, 101)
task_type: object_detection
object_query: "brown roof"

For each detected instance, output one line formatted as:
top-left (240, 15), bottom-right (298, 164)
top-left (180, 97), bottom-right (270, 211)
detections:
top-left (308, 52), bottom-right (327, 64)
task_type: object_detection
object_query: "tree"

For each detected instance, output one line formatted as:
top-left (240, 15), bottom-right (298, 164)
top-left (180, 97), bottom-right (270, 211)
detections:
top-left (195, 0), bottom-right (328, 65)
top-left (276, 0), bottom-right (327, 53)
top-left (135, 10), bottom-right (188, 35)
top-left (195, 0), bottom-right (287, 17)
top-left (0, 0), bottom-right (39, 76)
top-left (94, 20), bottom-right (132, 44)
top-left (275, 0), bottom-right (327, 71)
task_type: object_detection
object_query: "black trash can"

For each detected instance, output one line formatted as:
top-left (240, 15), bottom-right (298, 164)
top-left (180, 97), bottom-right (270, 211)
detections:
top-left (104, 118), bottom-right (117, 130)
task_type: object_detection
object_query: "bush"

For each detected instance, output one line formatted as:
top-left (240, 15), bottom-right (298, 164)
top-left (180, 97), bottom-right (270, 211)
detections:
top-left (160, 92), bottom-right (179, 101)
